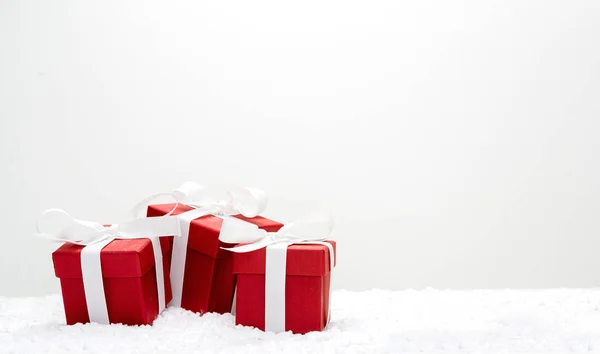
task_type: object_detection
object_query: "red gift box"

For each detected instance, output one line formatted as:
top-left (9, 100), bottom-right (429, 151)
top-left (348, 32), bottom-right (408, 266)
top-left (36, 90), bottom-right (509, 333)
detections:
top-left (52, 237), bottom-right (172, 325)
top-left (147, 203), bottom-right (282, 314)
top-left (233, 240), bottom-right (337, 334)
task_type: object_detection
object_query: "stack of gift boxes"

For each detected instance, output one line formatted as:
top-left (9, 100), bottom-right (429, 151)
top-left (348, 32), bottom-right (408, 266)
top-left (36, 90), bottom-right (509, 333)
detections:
top-left (43, 182), bottom-right (336, 334)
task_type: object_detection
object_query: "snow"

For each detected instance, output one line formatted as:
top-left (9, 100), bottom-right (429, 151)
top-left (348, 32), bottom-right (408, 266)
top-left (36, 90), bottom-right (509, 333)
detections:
top-left (2, 289), bottom-right (600, 353)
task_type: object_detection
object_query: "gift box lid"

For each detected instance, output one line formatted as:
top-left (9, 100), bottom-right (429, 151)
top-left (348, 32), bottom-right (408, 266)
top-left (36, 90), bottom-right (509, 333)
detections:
top-left (233, 240), bottom-right (336, 277)
top-left (147, 203), bottom-right (284, 259)
top-left (53, 237), bottom-right (171, 279)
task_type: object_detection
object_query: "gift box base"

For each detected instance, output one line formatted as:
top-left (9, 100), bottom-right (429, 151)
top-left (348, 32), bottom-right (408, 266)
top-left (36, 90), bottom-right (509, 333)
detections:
top-left (235, 273), bottom-right (331, 334)
top-left (179, 247), bottom-right (236, 314)
top-left (59, 267), bottom-right (170, 325)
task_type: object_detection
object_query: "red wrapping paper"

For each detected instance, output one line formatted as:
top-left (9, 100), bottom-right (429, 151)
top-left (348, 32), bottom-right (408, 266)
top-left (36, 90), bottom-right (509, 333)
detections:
top-left (233, 240), bottom-right (337, 334)
top-left (52, 237), bottom-right (172, 325)
top-left (146, 203), bottom-right (283, 314)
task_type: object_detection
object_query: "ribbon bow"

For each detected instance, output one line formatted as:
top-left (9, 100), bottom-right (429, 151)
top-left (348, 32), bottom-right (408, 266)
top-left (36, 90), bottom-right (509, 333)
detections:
top-left (36, 208), bottom-right (182, 245)
top-left (140, 181), bottom-right (269, 308)
top-left (221, 213), bottom-right (335, 253)
top-left (130, 181), bottom-right (267, 220)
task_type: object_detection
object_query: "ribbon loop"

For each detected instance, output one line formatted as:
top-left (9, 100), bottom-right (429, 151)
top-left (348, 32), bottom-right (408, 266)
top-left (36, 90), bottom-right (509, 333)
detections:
top-left (227, 186), bottom-right (267, 218)
top-left (173, 182), bottom-right (268, 220)
top-left (173, 181), bottom-right (206, 203)
top-left (222, 213), bottom-right (334, 253)
top-left (37, 209), bottom-right (182, 245)
top-left (127, 181), bottom-right (207, 220)
top-left (277, 213), bottom-right (334, 242)
top-left (218, 217), bottom-right (267, 244)
top-left (37, 209), bottom-right (111, 245)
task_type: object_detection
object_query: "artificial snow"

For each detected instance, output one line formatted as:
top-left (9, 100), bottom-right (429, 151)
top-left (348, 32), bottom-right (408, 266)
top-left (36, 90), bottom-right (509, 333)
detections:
top-left (2, 289), bottom-right (600, 353)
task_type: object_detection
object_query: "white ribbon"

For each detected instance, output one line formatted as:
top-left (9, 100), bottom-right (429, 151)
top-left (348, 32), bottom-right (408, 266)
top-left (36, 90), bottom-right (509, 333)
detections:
top-left (223, 214), bottom-right (335, 333)
top-left (131, 182), bottom-right (269, 308)
top-left (36, 209), bottom-right (182, 324)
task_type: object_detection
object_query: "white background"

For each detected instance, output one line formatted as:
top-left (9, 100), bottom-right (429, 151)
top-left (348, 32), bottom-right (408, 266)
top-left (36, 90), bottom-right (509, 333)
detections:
top-left (1, 0), bottom-right (599, 296)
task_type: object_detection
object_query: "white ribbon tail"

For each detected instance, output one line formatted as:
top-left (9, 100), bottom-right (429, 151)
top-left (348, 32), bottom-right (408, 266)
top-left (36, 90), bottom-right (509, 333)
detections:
top-left (80, 239), bottom-right (113, 324)
top-left (35, 232), bottom-right (92, 246)
top-left (117, 215), bottom-right (183, 239)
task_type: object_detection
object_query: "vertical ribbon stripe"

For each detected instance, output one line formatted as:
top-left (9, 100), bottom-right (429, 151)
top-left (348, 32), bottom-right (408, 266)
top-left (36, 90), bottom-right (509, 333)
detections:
top-left (80, 239), bottom-right (113, 324)
top-left (149, 237), bottom-right (166, 312)
top-left (265, 242), bottom-right (291, 332)
top-left (169, 207), bottom-right (213, 307)
top-left (170, 215), bottom-right (191, 308)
